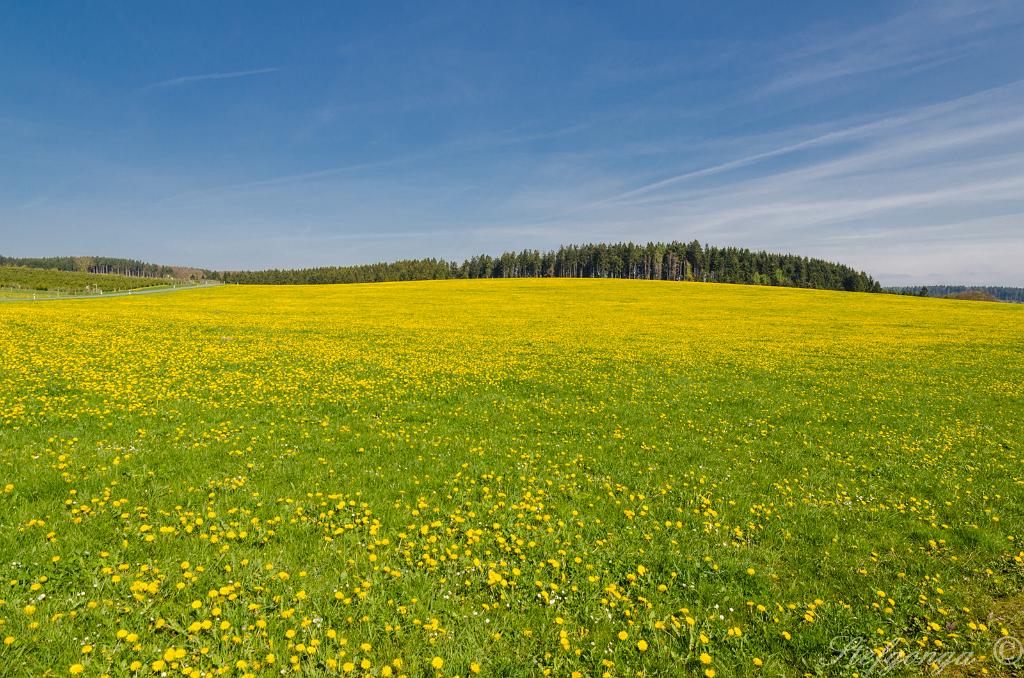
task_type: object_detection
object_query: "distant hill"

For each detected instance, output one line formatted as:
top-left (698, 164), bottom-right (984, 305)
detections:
top-left (20, 247), bottom-right (1024, 300)
top-left (0, 255), bottom-right (210, 281)
top-left (887, 285), bottom-right (1024, 303)
top-left (217, 241), bottom-right (883, 293)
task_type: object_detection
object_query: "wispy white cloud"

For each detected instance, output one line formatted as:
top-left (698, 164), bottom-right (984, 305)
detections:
top-left (542, 79), bottom-right (1024, 219)
top-left (758, 1), bottom-right (1021, 95)
top-left (16, 195), bottom-right (49, 210)
top-left (156, 156), bottom-right (417, 205)
top-left (503, 79), bottom-right (1024, 284)
top-left (141, 68), bottom-right (280, 91)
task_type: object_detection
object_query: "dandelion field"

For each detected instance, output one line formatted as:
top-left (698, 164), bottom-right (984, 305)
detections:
top-left (1, 279), bottom-right (1022, 677)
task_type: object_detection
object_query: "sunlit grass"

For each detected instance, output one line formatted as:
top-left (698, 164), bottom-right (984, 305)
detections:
top-left (0, 279), bottom-right (1022, 676)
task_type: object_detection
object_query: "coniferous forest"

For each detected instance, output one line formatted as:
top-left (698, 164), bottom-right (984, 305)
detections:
top-left (217, 241), bottom-right (882, 292)
top-left (0, 255), bottom-right (175, 278)
top-left (0, 255), bottom-right (208, 281)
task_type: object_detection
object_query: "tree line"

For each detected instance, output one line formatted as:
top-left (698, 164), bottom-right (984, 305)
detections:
top-left (0, 255), bottom-right (208, 280)
top-left (889, 285), bottom-right (1024, 303)
top-left (217, 241), bottom-right (881, 292)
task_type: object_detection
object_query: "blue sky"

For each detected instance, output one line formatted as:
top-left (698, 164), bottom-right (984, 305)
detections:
top-left (2, 1), bottom-right (1023, 284)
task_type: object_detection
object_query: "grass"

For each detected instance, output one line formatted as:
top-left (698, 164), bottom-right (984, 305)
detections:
top-left (0, 280), bottom-right (209, 302)
top-left (0, 288), bottom-right (66, 300)
top-left (0, 279), bottom-right (1022, 677)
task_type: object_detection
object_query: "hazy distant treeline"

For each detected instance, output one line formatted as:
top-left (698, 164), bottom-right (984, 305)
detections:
top-left (218, 241), bottom-right (881, 292)
top-left (889, 285), bottom-right (1024, 303)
